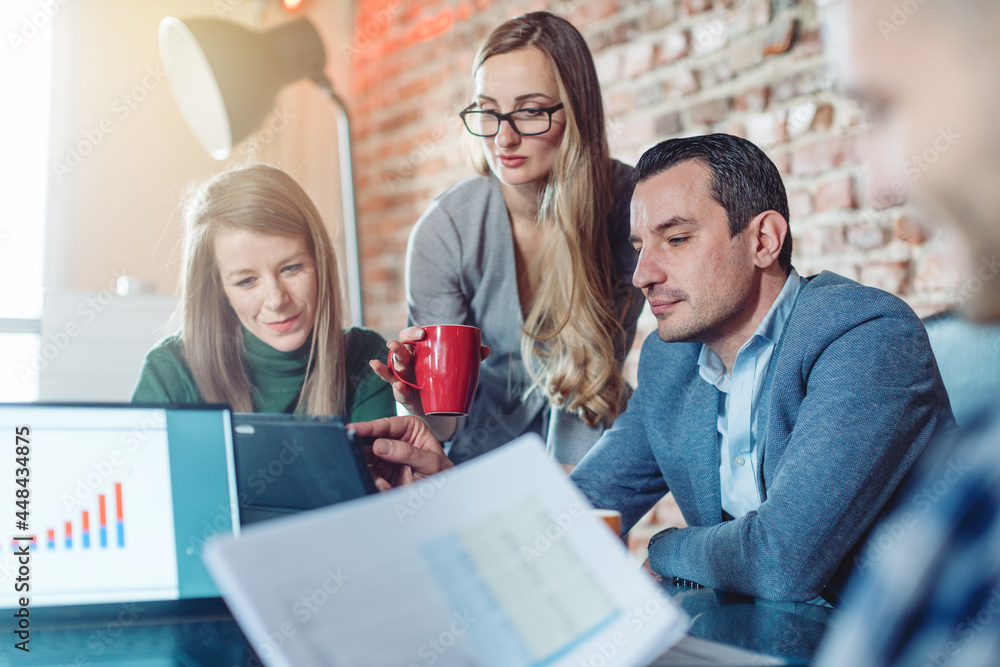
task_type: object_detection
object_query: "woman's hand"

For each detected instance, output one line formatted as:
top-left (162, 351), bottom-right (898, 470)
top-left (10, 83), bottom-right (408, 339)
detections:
top-left (349, 415), bottom-right (455, 491)
top-left (369, 326), bottom-right (491, 442)
top-left (369, 326), bottom-right (429, 416)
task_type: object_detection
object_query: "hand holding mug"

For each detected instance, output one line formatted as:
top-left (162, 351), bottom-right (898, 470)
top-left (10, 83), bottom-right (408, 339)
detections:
top-left (369, 326), bottom-right (428, 415)
top-left (370, 325), bottom-right (490, 416)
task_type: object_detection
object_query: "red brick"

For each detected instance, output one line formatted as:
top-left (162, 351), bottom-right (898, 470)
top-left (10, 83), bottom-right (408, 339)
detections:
top-left (566, 0), bottom-right (617, 23)
top-left (731, 41), bottom-right (764, 72)
top-left (664, 67), bottom-right (700, 99)
top-left (816, 176), bottom-right (858, 212)
top-left (698, 60), bottom-right (734, 88)
top-left (682, 0), bottom-right (713, 15)
top-left (622, 41), bottom-right (655, 78)
top-left (590, 18), bottom-right (641, 50)
top-left (404, 8), bottom-right (457, 45)
top-left (655, 30), bottom-right (689, 64)
top-left (734, 86), bottom-right (770, 112)
top-left (655, 111), bottom-right (683, 137)
top-left (644, 2), bottom-right (680, 31)
top-left (811, 103), bottom-right (835, 131)
top-left (791, 137), bottom-right (856, 176)
top-left (722, 121), bottom-right (746, 139)
top-left (861, 261), bottom-right (911, 296)
top-left (800, 224), bottom-right (846, 257)
top-left (635, 82), bottom-right (665, 108)
top-left (690, 18), bottom-right (728, 56)
top-left (868, 185), bottom-right (907, 211)
top-left (894, 215), bottom-right (929, 245)
top-left (793, 27), bottom-right (824, 59)
top-left (913, 252), bottom-right (963, 294)
top-left (689, 97), bottom-right (733, 126)
top-left (846, 221), bottom-right (888, 250)
top-left (605, 90), bottom-right (636, 116)
top-left (763, 17), bottom-right (797, 56)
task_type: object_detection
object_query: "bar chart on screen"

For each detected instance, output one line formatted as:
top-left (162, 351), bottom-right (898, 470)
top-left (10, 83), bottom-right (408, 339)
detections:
top-left (18, 481), bottom-right (127, 552)
top-left (0, 419), bottom-right (180, 606)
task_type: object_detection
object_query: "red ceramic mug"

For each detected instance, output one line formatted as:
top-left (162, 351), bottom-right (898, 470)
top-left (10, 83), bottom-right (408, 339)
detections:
top-left (389, 325), bottom-right (482, 416)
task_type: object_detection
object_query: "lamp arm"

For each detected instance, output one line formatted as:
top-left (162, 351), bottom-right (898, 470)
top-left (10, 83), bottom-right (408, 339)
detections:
top-left (315, 76), bottom-right (363, 327)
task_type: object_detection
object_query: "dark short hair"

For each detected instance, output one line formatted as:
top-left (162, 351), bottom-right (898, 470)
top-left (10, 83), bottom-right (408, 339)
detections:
top-left (633, 133), bottom-right (793, 272)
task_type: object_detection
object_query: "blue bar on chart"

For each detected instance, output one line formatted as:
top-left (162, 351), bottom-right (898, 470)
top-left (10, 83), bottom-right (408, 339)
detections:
top-left (82, 510), bottom-right (91, 548)
top-left (64, 521), bottom-right (72, 549)
top-left (47, 529), bottom-right (55, 550)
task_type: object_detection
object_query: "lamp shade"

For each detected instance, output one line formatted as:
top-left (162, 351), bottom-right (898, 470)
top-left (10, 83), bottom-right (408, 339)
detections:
top-left (159, 16), bottom-right (328, 159)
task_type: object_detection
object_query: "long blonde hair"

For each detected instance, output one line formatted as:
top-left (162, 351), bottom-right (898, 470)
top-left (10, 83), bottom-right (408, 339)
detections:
top-left (472, 12), bottom-right (632, 427)
top-left (177, 164), bottom-right (345, 415)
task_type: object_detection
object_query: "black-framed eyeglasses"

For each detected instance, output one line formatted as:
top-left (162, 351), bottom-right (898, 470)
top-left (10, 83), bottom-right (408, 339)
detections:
top-left (459, 103), bottom-right (565, 137)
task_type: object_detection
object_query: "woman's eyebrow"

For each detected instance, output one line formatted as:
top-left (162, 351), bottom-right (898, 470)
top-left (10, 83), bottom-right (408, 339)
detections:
top-left (475, 92), bottom-right (554, 104)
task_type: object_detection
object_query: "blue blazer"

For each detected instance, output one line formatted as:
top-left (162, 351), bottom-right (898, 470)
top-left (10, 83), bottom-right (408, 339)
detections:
top-left (572, 272), bottom-right (955, 602)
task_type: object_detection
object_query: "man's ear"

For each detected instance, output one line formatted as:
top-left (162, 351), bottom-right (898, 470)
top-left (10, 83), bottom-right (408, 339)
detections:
top-left (748, 210), bottom-right (788, 270)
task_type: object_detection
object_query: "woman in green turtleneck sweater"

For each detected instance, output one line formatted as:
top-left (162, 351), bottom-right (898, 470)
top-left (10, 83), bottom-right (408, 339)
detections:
top-left (132, 165), bottom-right (394, 421)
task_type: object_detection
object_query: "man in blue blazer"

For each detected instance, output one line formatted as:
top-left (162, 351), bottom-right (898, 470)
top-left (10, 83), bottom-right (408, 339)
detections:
top-left (358, 133), bottom-right (954, 605)
top-left (571, 134), bottom-right (954, 603)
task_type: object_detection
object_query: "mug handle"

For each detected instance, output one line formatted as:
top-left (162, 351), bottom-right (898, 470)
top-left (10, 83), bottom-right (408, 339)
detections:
top-left (388, 351), bottom-right (420, 389)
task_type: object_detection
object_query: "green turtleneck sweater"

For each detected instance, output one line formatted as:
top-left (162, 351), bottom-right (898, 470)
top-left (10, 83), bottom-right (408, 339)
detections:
top-left (131, 327), bottom-right (395, 421)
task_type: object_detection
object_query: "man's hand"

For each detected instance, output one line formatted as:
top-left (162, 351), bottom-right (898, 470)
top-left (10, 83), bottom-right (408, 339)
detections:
top-left (348, 415), bottom-right (454, 491)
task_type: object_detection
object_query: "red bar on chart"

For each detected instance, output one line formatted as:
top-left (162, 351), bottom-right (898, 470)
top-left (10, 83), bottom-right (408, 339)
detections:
top-left (47, 528), bottom-right (55, 550)
top-left (65, 521), bottom-right (72, 549)
top-left (82, 510), bottom-right (91, 549)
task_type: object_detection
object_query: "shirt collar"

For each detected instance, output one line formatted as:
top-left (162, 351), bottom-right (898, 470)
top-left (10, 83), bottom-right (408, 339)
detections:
top-left (753, 268), bottom-right (803, 347)
top-left (697, 269), bottom-right (803, 391)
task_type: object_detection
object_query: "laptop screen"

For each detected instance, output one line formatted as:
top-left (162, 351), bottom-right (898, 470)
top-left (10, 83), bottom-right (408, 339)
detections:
top-left (0, 404), bottom-right (239, 608)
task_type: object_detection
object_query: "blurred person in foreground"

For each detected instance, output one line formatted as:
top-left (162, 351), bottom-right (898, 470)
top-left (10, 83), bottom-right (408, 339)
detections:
top-left (813, 0), bottom-right (1000, 665)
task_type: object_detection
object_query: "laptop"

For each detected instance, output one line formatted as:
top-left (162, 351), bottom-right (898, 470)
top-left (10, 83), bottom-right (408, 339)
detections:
top-left (0, 402), bottom-right (258, 666)
top-left (230, 413), bottom-right (379, 525)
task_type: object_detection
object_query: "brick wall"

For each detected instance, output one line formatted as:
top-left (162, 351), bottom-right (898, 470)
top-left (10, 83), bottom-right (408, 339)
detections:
top-left (349, 0), bottom-right (962, 335)
top-left (346, 0), bottom-right (963, 557)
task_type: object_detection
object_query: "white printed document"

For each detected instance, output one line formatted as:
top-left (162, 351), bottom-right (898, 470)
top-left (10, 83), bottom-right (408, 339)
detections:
top-left (204, 434), bottom-right (688, 667)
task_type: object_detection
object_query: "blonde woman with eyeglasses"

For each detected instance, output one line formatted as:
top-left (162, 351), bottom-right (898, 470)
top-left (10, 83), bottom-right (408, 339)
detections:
top-left (370, 12), bottom-right (643, 468)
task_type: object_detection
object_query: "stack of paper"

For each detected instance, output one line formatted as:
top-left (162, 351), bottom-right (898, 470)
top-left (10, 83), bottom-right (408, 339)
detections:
top-left (204, 434), bottom-right (689, 666)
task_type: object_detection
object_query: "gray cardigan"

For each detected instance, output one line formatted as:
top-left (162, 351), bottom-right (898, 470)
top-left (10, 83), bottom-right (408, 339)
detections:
top-left (572, 271), bottom-right (956, 601)
top-left (405, 161), bottom-right (643, 464)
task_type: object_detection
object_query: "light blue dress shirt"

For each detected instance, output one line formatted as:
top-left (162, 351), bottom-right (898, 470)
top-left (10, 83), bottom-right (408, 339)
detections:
top-left (697, 270), bottom-right (804, 519)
